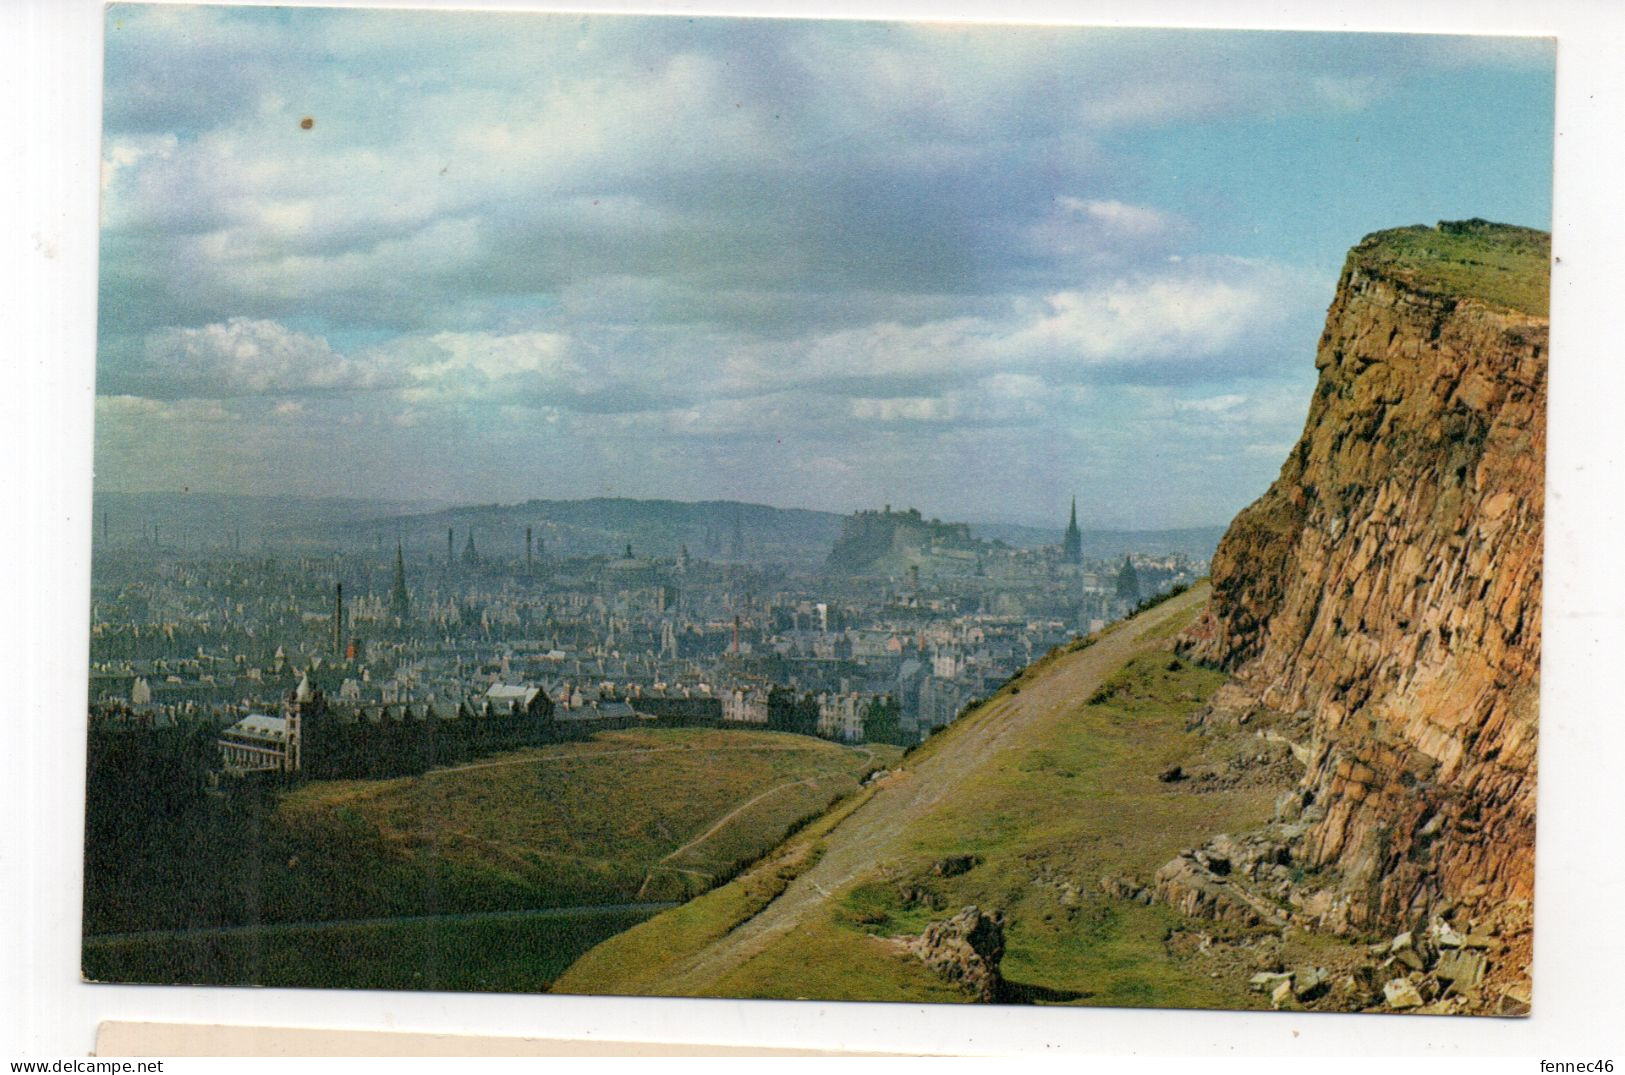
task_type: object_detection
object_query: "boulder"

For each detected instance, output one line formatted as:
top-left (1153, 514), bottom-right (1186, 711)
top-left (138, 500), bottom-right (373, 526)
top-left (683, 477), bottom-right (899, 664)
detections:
top-left (1432, 921), bottom-right (1467, 948)
top-left (1384, 978), bottom-right (1425, 1010)
top-left (1339, 964), bottom-right (1386, 1008)
top-left (1435, 949), bottom-right (1487, 992)
top-left (908, 906), bottom-right (1006, 1002)
top-left (1274, 789), bottom-right (1305, 823)
top-left (931, 854), bottom-right (983, 878)
top-left (1249, 971), bottom-right (1292, 994)
top-left (1154, 854), bottom-right (1276, 927)
top-left (1292, 966), bottom-right (1330, 1001)
top-left (1100, 875), bottom-right (1151, 904)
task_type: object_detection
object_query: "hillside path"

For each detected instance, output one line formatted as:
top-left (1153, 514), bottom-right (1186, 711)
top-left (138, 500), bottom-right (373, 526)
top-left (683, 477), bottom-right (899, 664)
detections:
top-left (656, 583), bottom-right (1210, 994)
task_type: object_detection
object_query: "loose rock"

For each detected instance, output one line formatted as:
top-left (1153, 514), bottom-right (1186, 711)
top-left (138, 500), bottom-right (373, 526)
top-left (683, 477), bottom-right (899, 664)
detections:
top-left (1384, 978), bottom-right (1425, 1010)
top-left (908, 906), bottom-right (1006, 1003)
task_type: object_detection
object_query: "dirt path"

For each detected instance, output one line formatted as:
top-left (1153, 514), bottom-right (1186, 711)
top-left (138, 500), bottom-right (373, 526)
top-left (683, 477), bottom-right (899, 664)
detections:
top-left (656, 584), bottom-right (1210, 994)
top-left (663, 775), bottom-right (826, 864)
top-left (635, 768), bottom-right (866, 898)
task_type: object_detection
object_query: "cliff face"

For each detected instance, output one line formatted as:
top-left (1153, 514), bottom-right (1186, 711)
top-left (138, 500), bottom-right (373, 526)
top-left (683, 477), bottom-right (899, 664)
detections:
top-left (1181, 220), bottom-right (1547, 933)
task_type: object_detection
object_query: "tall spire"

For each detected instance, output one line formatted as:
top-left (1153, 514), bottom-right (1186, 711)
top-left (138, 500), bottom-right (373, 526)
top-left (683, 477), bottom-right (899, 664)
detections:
top-left (389, 540), bottom-right (410, 624)
top-left (333, 582), bottom-right (344, 658)
top-left (1062, 495), bottom-right (1083, 565)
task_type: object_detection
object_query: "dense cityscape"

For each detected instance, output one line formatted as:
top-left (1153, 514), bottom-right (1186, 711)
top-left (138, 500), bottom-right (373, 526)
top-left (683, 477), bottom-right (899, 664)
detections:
top-left (88, 498), bottom-right (1208, 772)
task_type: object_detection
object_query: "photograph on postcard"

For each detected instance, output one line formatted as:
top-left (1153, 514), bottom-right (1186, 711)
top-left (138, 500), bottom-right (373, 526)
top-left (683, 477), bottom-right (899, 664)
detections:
top-left (84, 5), bottom-right (1551, 1016)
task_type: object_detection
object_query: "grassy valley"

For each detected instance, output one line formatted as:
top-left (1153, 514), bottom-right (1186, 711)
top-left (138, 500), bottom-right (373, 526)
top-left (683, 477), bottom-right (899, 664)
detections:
top-left (84, 726), bottom-right (894, 990)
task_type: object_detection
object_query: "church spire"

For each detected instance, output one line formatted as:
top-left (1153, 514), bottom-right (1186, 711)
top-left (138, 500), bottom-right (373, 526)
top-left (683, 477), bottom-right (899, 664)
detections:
top-left (1062, 495), bottom-right (1083, 564)
top-left (389, 540), bottom-right (410, 624)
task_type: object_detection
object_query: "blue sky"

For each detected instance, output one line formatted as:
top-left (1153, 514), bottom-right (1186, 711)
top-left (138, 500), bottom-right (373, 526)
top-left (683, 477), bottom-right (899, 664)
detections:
top-left (94, 7), bottom-right (1553, 528)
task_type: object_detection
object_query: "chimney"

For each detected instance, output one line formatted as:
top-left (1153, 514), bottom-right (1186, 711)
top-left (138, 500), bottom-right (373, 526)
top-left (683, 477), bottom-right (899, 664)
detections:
top-left (447, 527), bottom-right (454, 565)
top-left (526, 526), bottom-right (533, 573)
top-left (334, 582), bottom-right (344, 659)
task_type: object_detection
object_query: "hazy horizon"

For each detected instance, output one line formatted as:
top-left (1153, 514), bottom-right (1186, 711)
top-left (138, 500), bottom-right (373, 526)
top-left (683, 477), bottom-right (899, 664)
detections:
top-left (90, 487), bottom-right (1239, 536)
top-left (95, 9), bottom-right (1554, 530)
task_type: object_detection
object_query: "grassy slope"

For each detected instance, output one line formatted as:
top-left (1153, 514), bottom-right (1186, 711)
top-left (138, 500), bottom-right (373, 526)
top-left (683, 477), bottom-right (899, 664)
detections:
top-left (84, 909), bottom-right (653, 992)
top-left (271, 726), bottom-right (894, 911)
top-left (1352, 220), bottom-right (1551, 318)
top-left (86, 726), bottom-right (895, 991)
top-left (558, 594), bottom-right (1342, 1009)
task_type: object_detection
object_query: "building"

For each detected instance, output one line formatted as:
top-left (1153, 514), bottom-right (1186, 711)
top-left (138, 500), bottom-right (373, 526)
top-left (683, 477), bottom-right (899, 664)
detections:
top-left (816, 691), bottom-right (866, 742)
top-left (480, 682), bottom-right (550, 718)
top-left (723, 687), bottom-right (769, 725)
top-left (1062, 496), bottom-right (1083, 565)
top-left (388, 541), bottom-right (411, 624)
top-left (217, 713), bottom-right (298, 773)
top-left (217, 670), bottom-right (313, 773)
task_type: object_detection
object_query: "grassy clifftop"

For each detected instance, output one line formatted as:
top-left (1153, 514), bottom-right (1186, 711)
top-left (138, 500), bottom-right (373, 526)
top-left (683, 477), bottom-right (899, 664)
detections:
top-left (1350, 219), bottom-right (1551, 317)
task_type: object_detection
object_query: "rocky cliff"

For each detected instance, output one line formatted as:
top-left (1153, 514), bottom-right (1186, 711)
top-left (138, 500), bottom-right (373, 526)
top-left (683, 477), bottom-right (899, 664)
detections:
top-left (1180, 220), bottom-right (1548, 935)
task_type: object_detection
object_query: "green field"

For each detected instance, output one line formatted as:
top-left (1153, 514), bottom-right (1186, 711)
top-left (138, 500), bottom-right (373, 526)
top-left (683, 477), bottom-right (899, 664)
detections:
top-left (84, 726), bottom-right (896, 991)
top-left (272, 725), bottom-right (893, 909)
top-left (84, 907), bottom-right (657, 992)
top-left (557, 594), bottom-right (1366, 1008)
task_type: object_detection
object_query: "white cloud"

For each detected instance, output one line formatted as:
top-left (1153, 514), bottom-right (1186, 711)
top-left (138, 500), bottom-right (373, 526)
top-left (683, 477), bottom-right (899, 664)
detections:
top-left (141, 319), bottom-right (377, 396)
top-left (1001, 259), bottom-right (1308, 371)
top-left (1175, 394), bottom-right (1248, 414)
top-left (96, 394), bottom-right (236, 424)
top-left (1067, 197), bottom-right (1176, 237)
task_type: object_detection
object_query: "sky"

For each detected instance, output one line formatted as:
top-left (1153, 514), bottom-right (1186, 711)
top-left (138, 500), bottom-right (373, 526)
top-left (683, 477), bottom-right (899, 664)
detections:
top-left (93, 6), bottom-right (1555, 529)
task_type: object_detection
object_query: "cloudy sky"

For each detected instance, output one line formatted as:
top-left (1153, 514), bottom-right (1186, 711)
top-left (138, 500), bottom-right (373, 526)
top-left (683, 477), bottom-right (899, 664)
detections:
top-left (94, 6), bottom-right (1554, 529)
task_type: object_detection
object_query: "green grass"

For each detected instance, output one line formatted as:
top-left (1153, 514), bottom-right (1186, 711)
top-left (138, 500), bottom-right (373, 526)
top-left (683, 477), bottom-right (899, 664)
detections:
top-left (85, 726), bottom-right (896, 991)
top-left (83, 908), bottom-right (656, 993)
top-left (552, 782), bottom-right (878, 995)
top-left (249, 726), bottom-right (894, 922)
top-left (698, 916), bottom-right (968, 1003)
top-left (557, 597), bottom-right (1328, 1008)
top-left (1352, 219), bottom-right (1551, 318)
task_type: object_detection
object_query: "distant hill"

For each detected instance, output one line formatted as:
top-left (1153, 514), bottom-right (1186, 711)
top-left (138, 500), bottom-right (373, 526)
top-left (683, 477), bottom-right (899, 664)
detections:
top-left (91, 491), bottom-right (432, 552)
top-left (91, 492), bottom-right (1229, 567)
top-left (351, 498), bottom-right (847, 567)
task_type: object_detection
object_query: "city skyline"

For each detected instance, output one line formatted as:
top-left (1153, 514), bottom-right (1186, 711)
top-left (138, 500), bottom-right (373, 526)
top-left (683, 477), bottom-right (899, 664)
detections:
top-left (95, 8), bottom-right (1554, 529)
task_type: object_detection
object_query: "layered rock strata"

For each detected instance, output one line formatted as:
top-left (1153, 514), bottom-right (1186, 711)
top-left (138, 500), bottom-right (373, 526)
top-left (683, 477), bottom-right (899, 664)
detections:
top-left (1179, 220), bottom-right (1547, 935)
